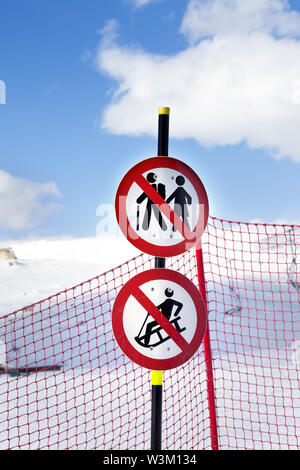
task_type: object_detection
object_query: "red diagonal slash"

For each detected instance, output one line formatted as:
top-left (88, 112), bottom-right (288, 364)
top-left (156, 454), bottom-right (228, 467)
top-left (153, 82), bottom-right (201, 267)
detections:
top-left (132, 287), bottom-right (189, 351)
top-left (134, 174), bottom-right (195, 241)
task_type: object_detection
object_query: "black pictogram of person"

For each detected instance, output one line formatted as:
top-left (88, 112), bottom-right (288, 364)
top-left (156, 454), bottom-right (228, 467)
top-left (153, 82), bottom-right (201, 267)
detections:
top-left (166, 175), bottom-right (192, 231)
top-left (135, 288), bottom-right (185, 348)
top-left (136, 172), bottom-right (167, 231)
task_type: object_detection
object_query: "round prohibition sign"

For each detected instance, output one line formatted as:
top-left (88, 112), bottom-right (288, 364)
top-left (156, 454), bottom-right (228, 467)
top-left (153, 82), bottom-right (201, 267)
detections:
top-left (115, 157), bottom-right (209, 257)
top-left (112, 269), bottom-right (207, 371)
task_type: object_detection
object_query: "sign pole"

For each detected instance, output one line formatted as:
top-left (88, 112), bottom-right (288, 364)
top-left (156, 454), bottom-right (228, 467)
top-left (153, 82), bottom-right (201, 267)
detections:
top-left (115, 106), bottom-right (209, 449)
top-left (151, 106), bottom-right (170, 450)
top-left (155, 107), bottom-right (169, 270)
top-left (151, 370), bottom-right (163, 450)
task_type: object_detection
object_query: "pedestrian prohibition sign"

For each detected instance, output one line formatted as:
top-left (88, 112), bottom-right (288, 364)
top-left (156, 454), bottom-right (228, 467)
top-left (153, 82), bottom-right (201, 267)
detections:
top-left (115, 157), bottom-right (209, 257)
top-left (111, 269), bottom-right (207, 371)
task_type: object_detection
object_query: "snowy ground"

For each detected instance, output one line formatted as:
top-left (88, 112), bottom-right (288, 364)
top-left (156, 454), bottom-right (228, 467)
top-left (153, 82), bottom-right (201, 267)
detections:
top-left (0, 233), bottom-right (299, 450)
top-left (0, 235), bottom-right (139, 316)
top-left (0, 351), bottom-right (298, 450)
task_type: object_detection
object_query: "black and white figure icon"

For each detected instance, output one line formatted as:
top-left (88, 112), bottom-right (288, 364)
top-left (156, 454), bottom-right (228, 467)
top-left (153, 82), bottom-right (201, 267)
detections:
top-left (166, 175), bottom-right (192, 231)
top-left (136, 172), bottom-right (167, 231)
top-left (136, 173), bottom-right (193, 233)
top-left (126, 165), bottom-right (201, 250)
top-left (135, 288), bottom-right (186, 348)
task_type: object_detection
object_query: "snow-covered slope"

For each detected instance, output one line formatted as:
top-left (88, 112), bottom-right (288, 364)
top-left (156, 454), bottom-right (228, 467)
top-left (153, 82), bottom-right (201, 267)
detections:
top-left (0, 229), bottom-right (299, 450)
top-left (0, 236), bottom-right (139, 316)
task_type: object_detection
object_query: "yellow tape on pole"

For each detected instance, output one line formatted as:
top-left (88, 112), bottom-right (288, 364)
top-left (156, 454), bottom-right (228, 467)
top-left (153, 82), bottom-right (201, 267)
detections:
top-left (152, 371), bottom-right (163, 386)
top-left (158, 107), bottom-right (170, 115)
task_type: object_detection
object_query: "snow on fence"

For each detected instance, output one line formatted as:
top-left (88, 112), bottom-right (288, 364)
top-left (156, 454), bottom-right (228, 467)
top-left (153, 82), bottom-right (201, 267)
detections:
top-left (0, 217), bottom-right (299, 449)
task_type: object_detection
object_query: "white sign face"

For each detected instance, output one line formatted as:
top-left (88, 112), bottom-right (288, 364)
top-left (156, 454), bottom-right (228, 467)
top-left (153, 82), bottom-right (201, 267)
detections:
top-left (123, 279), bottom-right (198, 360)
top-left (126, 168), bottom-right (200, 247)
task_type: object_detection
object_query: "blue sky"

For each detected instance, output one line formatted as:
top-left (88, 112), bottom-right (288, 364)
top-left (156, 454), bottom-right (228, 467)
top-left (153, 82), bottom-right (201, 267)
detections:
top-left (1, 0), bottom-right (300, 240)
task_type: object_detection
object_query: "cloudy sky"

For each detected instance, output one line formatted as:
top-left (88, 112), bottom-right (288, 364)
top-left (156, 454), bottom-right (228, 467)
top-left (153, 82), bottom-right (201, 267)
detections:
top-left (1, 0), bottom-right (300, 240)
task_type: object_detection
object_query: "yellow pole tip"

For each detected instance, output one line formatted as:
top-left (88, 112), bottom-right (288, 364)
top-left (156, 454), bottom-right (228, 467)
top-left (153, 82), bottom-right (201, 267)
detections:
top-left (152, 370), bottom-right (163, 386)
top-left (158, 107), bottom-right (170, 115)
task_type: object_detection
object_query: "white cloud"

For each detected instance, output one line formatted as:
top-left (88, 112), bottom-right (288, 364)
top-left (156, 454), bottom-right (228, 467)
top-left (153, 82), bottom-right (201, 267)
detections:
top-left (181, 0), bottom-right (300, 43)
top-left (0, 170), bottom-right (61, 231)
top-left (98, 19), bottom-right (119, 47)
top-left (131, 0), bottom-right (157, 7)
top-left (95, 0), bottom-right (300, 163)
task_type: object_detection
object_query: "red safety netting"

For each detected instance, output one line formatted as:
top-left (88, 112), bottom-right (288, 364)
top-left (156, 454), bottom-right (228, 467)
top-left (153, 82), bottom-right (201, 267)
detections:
top-left (0, 217), bottom-right (299, 450)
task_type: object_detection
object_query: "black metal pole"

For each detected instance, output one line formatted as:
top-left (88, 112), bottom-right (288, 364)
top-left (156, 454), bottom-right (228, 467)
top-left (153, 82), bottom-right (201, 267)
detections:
top-left (155, 108), bottom-right (169, 271)
top-left (151, 106), bottom-right (170, 451)
top-left (158, 110), bottom-right (169, 156)
top-left (151, 371), bottom-right (163, 450)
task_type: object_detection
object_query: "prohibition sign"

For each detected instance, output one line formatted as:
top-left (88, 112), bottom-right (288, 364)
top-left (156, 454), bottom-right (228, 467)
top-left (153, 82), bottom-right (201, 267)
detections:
top-left (111, 269), bottom-right (207, 371)
top-left (115, 157), bottom-right (209, 257)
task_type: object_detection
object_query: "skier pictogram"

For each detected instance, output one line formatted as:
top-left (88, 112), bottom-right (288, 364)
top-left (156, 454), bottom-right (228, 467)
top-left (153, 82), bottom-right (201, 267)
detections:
top-left (134, 288), bottom-right (186, 348)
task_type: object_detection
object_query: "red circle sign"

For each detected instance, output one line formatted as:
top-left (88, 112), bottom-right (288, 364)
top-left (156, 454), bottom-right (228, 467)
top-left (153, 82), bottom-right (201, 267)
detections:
top-left (112, 269), bottom-right (207, 371)
top-left (115, 157), bottom-right (209, 257)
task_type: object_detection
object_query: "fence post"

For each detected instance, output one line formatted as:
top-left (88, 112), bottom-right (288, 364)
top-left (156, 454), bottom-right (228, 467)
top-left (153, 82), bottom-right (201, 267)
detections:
top-left (195, 242), bottom-right (219, 450)
top-left (151, 106), bottom-right (170, 450)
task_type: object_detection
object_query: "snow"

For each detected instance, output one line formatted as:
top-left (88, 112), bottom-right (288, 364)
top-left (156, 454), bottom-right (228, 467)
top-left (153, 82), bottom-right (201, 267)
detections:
top-left (0, 235), bottom-right (139, 316)
top-left (0, 231), bottom-right (299, 449)
top-left (0, 353), bottom-right (298, 450)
